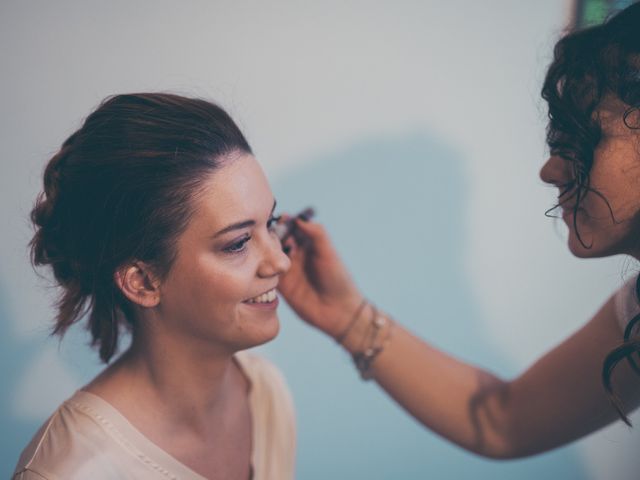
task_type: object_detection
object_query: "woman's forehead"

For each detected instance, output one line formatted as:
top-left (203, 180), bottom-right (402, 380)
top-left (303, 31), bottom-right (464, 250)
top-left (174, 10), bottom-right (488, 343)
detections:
top-left (192, 154), bottom-right (273, 224)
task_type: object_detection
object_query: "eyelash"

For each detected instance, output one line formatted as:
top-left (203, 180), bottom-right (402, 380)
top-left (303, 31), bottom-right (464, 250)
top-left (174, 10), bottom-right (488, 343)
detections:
top-left (224, 234), bottom-right (251, 254)
top-left (223, 215), bottom-right (280, 254)
top-left (268, 215), bottom-right (281, 231)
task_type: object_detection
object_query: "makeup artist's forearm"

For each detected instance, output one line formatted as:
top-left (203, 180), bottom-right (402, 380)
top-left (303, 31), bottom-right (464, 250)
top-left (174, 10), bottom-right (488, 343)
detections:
top-left (342, 324), bottom-right (516, 458)
top-left (340, 300), bottom-right (636, 459)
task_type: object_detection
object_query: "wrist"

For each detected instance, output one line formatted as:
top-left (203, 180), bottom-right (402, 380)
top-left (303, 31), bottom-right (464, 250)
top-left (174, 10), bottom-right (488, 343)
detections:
top-left (327, 293), bottom-right (367, 340)
top-left (338, 302), bottom-right (376, 353)
top-left (338, 303), bottom-right (396, 380)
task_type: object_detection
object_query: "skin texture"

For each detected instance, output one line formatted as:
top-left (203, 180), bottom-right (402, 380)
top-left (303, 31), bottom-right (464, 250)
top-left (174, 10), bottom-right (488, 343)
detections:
top-left (153, 152), bottom-right (289, 354)
top-left (540, 97), bottom-right (640, 258)
top-left (86, 152), bottom-right (290, 479)
top-left (278, 97), bottom-right (640, 459)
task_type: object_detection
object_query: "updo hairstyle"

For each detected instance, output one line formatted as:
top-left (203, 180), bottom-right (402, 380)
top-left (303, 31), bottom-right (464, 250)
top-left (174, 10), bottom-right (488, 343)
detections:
top-left (30, 93), bottom-right (252, 363)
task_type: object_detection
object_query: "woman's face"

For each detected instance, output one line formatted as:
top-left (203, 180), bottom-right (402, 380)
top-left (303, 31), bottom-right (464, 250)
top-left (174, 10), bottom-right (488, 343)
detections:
top-left (540, 96), bottom-right (640, 258)
top-left (154, 152), bottom-right (291, 353)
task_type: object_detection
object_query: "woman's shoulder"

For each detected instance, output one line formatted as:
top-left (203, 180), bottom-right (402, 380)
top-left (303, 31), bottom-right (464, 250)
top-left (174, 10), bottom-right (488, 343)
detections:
top-left (233, 350), bottom-right (296, 433)
top-left (12, 391), bottom-right (115, 479)
top-left (613, 275), bottom-right (640, 336)
top-left (234, 350), bottom-right (296, 479)
top-left (12, 390), bottom-right (171, 480)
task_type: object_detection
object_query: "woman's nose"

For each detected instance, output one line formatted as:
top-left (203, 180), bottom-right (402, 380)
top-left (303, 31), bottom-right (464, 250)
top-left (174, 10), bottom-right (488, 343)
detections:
top-left (257, 234), bottom-right (291, 278)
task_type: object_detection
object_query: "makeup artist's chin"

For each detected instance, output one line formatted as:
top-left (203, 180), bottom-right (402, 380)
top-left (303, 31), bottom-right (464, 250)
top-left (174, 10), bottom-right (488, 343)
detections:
top-left (565, 225), bottom-right (626, 259)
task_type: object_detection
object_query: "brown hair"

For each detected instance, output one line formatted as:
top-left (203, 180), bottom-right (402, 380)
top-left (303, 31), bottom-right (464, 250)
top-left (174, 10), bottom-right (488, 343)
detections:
top-left (30, 93), bottom-right (252, 363)
top-left (541, 2), bottom-right (640, 424)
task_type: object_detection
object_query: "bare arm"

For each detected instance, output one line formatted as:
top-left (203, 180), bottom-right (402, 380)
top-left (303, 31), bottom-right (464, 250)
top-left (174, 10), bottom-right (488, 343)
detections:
top-left (347, 298), bottom-right (639, 458)
top-left (278, 218), bottom-right (640, 459)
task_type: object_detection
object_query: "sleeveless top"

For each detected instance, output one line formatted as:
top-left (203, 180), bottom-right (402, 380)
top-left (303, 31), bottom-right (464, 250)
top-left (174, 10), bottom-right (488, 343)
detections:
top-left (12, 351), bottom-right (296, 480)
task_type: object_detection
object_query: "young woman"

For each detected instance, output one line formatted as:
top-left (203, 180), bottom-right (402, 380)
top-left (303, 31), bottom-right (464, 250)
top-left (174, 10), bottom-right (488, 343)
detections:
top-left (13, 93), bottom-right (295, 479)
top-left (278, 2), bottom-right (640, 459)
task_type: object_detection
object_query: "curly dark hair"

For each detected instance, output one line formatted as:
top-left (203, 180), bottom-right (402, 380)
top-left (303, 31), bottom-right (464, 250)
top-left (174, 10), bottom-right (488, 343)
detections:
top-left (541, 2), bottom-right (640, 424)
top-left (30, 93), bottom-right (252, 363)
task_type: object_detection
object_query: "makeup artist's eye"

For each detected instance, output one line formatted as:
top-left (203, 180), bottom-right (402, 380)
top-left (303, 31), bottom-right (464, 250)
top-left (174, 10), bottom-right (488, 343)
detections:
top-left (224, 235), bottom-right (251, 254)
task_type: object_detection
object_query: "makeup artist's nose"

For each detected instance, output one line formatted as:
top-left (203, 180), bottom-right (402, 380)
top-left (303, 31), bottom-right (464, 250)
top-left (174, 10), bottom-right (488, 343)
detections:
top-left (540, 154), bottom-right (570, 186)
top-left (257, 235), bottom-right (291, 278)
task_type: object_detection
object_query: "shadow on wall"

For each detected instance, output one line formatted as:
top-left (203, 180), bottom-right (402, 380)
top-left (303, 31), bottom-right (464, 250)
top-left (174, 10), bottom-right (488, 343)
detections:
top-left (267, 132), bottom-right (589, 479)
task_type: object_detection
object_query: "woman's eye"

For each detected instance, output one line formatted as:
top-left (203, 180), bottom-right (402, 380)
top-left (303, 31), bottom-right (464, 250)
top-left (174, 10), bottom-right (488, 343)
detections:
top-left (267, 215), bottom-right (281, 231)
top-left (224, 235), bottom-right (251, 253)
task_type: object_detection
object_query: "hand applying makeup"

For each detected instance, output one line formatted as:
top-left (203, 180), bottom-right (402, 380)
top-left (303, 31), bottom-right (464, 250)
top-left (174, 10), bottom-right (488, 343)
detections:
top-left (277, 215), bottom-right (365, 339)
top-left (277, 207), bottom-right (640, 461)
top-left (278, 3), bottom-right (640, 469)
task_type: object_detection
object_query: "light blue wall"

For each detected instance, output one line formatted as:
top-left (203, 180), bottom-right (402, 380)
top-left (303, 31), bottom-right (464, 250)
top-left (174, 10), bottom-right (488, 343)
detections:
top-left (2, 1), bottom-right (639, 479)
top-left (266, 135), bottom-right (588, 479)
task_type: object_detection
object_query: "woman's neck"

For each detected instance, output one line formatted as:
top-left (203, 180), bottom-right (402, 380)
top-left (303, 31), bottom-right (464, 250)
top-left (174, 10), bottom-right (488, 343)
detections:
top-left (82, 325), bottom-right (254, 479)
top-left (85, 329), bottom-right (249, 439)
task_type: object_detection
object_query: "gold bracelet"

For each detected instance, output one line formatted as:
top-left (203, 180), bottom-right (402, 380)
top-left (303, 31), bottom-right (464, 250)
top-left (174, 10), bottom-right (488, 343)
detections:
top-left (352, 309), bottom-right (395, 380)
top-left (335, 298), bottom-right (368, 345)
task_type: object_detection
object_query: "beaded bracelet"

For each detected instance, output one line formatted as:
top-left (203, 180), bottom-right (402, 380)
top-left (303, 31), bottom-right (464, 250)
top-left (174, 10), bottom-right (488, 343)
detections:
top-left (352, 307), bottom-right (395, 380)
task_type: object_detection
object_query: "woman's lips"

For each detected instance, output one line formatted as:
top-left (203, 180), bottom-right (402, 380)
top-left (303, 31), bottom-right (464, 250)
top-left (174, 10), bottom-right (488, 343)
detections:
top-left (243, 296), bottom-right (279, 310)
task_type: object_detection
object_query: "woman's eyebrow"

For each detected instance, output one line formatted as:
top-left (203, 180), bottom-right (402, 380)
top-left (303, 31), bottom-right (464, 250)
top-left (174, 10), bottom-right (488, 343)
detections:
top-left (212, 200), bottom-right (277, 238)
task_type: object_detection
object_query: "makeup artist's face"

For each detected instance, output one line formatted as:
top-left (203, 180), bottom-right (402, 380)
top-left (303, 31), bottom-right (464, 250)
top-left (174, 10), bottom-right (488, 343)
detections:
top-left (540, 96), bottom-right (640, 258)
top-left (156, 152), bottom-right (291, 352)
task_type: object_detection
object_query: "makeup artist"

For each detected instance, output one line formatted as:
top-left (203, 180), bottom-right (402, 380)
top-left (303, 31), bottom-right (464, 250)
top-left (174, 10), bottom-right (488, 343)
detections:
top-left (278, 2), bottom-right (640, 459)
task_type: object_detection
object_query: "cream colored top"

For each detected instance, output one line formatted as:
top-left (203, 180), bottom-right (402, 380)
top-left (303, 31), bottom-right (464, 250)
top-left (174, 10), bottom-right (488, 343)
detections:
top-left (13, 351), bottom-right (296, 480)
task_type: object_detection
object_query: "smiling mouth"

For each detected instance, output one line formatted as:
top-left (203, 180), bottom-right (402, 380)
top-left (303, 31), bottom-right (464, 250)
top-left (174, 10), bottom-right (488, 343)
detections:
top-left (244, 288), bottom-right (277, 304)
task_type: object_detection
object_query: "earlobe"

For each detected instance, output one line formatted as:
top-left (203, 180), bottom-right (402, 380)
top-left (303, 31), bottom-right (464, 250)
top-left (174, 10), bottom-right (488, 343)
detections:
top-left (623, 107), bottom-right (640, 129)
top-left (114, 263), bottom-right (161, 308)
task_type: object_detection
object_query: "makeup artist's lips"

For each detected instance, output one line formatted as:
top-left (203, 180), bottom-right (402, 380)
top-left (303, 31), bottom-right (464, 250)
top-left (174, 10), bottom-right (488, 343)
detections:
top-left (561, 206), bottom-right (585, 221)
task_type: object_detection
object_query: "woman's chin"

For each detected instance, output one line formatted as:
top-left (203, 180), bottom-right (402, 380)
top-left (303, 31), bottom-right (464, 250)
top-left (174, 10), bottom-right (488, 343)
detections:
top-left (236, 314), bottom-right (281, 350)
top-left (254, 320), bottom-right (280, 346)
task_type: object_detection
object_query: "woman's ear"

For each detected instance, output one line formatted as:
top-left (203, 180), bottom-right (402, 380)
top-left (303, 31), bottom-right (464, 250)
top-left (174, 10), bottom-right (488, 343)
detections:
top-left (114, 262), bottom-right (161, 308)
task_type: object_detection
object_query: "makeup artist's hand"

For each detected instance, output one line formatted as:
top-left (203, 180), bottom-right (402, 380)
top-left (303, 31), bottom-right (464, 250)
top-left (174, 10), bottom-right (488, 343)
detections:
top-left (277, 217), bottom-right (363, 339)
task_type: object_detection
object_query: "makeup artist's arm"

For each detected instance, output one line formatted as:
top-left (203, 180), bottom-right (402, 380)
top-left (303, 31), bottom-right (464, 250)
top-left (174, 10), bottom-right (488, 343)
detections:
top-left (278, 219), bottom-right (640, 459)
